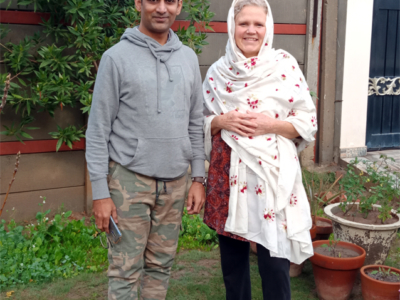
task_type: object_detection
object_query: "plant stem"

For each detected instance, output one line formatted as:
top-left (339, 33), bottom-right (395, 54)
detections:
top-left (0, 152), bottom-right (21, 218)
top-left (0, 73), bottom-right (11, 114)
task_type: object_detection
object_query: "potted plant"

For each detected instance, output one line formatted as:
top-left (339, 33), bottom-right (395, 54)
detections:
top-left (361, 265), bottom-right (400, 300)
top-left (310, 237), bottom-right (366, 300)
top-left (324, 155), bottom-right (400, 265)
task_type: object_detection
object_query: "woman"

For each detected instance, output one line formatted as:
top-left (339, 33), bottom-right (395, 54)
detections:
top-left (202, 0), bottom-right (317, 299)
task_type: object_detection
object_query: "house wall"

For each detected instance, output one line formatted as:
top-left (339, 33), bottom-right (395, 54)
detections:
top-left (339, 0), bottom-right (374, 158)
top-left (1, 0), bottom-right (311, 222)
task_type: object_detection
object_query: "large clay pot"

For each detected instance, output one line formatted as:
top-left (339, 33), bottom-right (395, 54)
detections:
top-left (361, 265), bottom-right (400, 300)
top-left (310, 240), bottom-right (366, 300)
top-left (325, 203), bottom-right (400, 265)
top-left (315, 216), bottom-right (333, 240)
top-left (310, 224), bottom-right (317, 240)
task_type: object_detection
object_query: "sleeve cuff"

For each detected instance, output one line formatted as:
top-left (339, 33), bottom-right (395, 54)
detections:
top-left (91, 178), bottom-right (111, 200)
top-left (191, 159), bottom-right (206, 178)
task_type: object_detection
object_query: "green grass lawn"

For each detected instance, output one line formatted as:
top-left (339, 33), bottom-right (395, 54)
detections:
top-left (1, 250), bottom-right (318, 300)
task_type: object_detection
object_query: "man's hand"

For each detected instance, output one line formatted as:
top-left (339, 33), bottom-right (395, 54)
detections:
top-left (187, 182), bottom-right (206, 215)
top-left (93, 197), bottom-right (118, 234)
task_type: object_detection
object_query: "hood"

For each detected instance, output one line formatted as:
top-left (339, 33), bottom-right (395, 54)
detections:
top-left (121, 27), bottom-right (183, 113)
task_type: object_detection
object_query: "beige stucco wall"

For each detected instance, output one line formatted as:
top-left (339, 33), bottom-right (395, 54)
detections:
top-left (339, 0), bottom-right (374, 158)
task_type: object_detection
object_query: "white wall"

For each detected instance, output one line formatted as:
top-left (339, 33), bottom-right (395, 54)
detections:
top-left (340, 0), bottom-right (374, 152)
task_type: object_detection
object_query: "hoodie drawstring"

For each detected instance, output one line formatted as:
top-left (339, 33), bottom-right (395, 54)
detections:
top-left (145, 40), bottom-right (175, 114)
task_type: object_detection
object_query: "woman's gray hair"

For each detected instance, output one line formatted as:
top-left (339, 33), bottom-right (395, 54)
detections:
top-left (234, 0), bottom-right (268, 18)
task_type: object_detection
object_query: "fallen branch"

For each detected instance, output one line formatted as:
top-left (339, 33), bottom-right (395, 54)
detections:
top-left (0, 73), bottom-right (11, 114)
top-left (0, 152), bottom-right (21, 218)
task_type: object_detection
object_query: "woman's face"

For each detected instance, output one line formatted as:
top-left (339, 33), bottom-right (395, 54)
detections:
top-left (234, 5), bottom-right (267, 58)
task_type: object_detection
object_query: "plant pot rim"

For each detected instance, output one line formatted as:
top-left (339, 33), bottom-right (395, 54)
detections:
top-left (312, 240), bottom-right (366, 260)
top-left (361, 265), bottom-right (400, 286)
top-left (310, 240), bottom-right (366, 270)
top-left (315, 216), bottom-right (332, 224)
top-left (324, 203), bottom-right (400, 231)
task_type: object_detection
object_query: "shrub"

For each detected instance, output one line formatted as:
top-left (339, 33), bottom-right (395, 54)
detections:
top-left (0, 0), bottom-right (214, 149)
top-left (0, 199), bottom-right (108, 289)
top-left (178, 209), bottom-right (218, 252)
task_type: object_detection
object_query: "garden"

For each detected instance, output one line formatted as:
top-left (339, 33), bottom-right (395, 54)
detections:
top-left (1, 0), bottom-right (400, 299)
top-left (1, 153), bottom-right (400, 299)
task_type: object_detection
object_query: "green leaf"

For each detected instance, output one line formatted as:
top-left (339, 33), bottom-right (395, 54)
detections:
top-left (64, 211), bottom-right (72, 218)
top-left (36, 237), bottom-right (42, 247)
top-left (19, 131), bottom-right (33, 139)
top-left (56, 138), bottom-right (63, 151)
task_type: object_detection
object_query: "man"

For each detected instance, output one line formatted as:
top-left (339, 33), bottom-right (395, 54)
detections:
top-left (85, 0), bottom-right (206, 299)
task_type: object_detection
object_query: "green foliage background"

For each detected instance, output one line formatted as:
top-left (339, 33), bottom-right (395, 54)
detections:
top-left (0, 0), bottom-right (214, 149)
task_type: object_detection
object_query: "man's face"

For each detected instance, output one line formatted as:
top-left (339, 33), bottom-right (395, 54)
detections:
top-left (136, 0), bottom-right (182, 34)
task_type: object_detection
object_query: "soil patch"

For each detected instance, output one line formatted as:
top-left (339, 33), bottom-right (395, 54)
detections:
top-left (196, 259), bottom-right (219, 268)
top-left (367, 270), bottom-right (400, 283)
top-left (316, 220), bottom-right (331, 227)
top-left (332, 206), bottom-right (399, 225)
top-left (314, 245), bottom-right (360, 258)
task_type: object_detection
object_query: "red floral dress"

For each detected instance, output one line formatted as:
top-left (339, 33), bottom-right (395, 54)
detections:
top-left (203, 132), bottom-right (248, 242)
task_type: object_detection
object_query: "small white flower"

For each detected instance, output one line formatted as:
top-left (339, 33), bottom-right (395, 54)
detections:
top-left (12, 207), bottom-right (15, 211)
top-left (43, 200), bottom-right (46, 204)
top-left (45, 217), bottom-right (48, 221)
top-left (62, 212), bottom-right (65, 215)
top-left (20, 263), bottom-right (23, 267)
top-left (40, 196), bottom-right (43, 198)
top-left (32, 245), bottom-right (35, 248)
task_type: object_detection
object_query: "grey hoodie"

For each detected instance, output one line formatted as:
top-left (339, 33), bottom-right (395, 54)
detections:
top-left (86, 27), bottom-right (205, 200)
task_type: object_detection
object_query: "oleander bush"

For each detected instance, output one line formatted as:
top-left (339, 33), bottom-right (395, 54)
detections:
top-left (0, 0), bottom-right (214, 149)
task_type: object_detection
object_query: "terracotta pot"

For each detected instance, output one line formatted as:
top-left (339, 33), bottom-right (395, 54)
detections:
top-left (325, 203), bottom-right (400, 265)
top-left (289, 262), bottom-right (304, 277)
top-left (250, 242), bottom-right (257, 254)
top-left (361, 265), bottom-right (400, 300)
top-left (315, 216), bottom-right (333, 240)
top-left (310, 224), bottom-right (317, 240)
top-left (310, 240), bottom-right (366, 300)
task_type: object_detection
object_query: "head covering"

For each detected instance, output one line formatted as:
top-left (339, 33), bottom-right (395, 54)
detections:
top-left (203, 0), bottom-right (318, 253)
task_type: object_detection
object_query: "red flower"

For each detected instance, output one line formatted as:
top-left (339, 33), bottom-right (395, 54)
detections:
top-left (214, 87), bottom-right (217, 91)
top-left (265, 43), bottom-right (268, 46)
top-left (292, 66), bottom-right (295, 70)
top-left (289, 97), bottom-right (294, 103)
top-left (211, 98), bottom-right (214, 102)
top-left (295, 84), bottom-right (300, 88)
top-left (239, 159), bottom-right (242, 163)
top-left (259, 160), bottom-right (262, 165)
top-left (245, 83), bottom-right (248, 87)
top-left (237, 72), bottom-right (240, 75)
top-left (209, 77), bottom-right (214, 81)
top-left (275, 114), bottom-right (279, 118)
top-left (267, 137), bottom-right (272, 141)
top-left (249, 136), bottom-right (253, 139)
top-left (207, 90), bottom-right (210, 94)
top-left (282, 74), bottom-right (287, 80)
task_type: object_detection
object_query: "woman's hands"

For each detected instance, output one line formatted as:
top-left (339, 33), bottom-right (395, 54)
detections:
top-left (246, 111), bottom-right (300, 139)
top-left (211, 110), bottom-right (258, 136)
top-left (210, 110), bottom-right (300, 139)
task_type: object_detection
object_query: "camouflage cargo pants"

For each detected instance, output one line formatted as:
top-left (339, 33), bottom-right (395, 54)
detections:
top-left (107, 161), bottom-right (187, 300)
